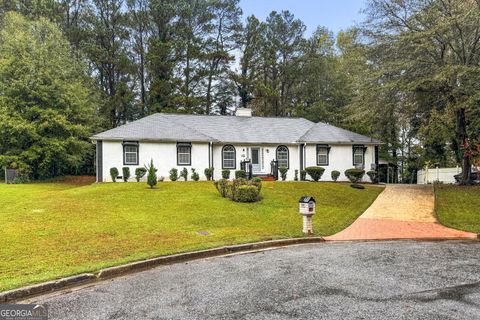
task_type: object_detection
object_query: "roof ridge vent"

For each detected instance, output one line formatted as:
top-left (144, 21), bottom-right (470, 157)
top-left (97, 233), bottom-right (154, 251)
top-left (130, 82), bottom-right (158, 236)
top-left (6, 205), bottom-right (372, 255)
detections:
top-left (236, 108), bottom-right (252, 117)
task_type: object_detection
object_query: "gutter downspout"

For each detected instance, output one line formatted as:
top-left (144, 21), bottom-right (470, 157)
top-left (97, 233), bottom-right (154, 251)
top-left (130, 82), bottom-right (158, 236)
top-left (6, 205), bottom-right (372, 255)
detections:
top-left (208, 142), bottom-right (213, 169)
top-left (303, 143), bottom-right (307, 171)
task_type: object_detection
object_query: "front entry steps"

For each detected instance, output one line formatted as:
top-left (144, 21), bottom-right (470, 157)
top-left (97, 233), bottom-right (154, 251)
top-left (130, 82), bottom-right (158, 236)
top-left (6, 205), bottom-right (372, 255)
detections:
top-left (254, 175), bottom-right (276, 181)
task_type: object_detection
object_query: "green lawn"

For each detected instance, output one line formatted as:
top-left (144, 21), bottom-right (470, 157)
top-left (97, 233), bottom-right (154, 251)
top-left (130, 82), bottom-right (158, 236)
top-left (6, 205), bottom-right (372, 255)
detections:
top-left (436, 185), bottom-right (480, 233)
top-left (0, 180), bottom-right (382, 291)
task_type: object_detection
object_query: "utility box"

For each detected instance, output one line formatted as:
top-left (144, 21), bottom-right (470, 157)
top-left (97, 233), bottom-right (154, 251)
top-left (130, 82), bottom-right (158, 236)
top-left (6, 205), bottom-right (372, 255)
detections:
top-left (299, 196), bottom-right (316, 235)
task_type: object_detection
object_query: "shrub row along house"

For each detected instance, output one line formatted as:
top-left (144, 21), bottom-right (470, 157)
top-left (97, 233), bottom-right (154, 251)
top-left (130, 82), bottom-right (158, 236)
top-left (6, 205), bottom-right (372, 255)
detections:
top-left (91, 108), bottom-right (381, 182)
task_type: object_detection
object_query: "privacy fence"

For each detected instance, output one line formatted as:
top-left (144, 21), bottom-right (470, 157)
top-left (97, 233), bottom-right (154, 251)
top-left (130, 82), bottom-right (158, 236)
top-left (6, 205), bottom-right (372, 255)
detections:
top-left (416, 167), bottom-right (461, 184)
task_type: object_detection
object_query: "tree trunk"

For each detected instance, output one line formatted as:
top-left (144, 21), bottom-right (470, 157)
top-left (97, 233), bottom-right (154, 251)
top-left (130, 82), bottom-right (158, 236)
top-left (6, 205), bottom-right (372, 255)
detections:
top-left (457, 108), bottom-right (472, 184)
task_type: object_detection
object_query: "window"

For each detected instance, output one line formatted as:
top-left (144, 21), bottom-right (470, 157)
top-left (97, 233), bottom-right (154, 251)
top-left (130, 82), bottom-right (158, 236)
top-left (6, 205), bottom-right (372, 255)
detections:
top-left (123, 142), bottom-right (138, 165)
top-left (177, 143), bottom-right (191, 165)
top-left (353, 145), bottom-right (365, 167)
top-left (316, 145), bottom-right (329, 166)
top-left (276, 145), bottom-right (289, 168)
top-left (222, 145), bottom-right (236, 169)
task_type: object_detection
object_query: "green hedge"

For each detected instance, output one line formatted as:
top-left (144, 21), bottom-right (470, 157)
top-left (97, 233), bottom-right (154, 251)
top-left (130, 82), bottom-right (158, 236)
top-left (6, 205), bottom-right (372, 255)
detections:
top-left (345, 168), bottom-right (365, 183)
top-left (331, 170), bottom-right (340, 182)
top-left (305, 166), bottom-right (325, 182)
top-left (236, 185), bottom-right (260, 202)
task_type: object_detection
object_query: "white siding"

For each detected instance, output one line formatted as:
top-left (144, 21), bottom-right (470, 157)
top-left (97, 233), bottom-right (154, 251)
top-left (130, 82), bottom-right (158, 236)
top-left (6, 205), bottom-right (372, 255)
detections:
top-left (101, 141), bottom-right (209, 182)
top-left (212, 144), bottom-right (300, 181)
top-left (99, 140), bottom-right (377, 182)
top-left (304, 144), bottom-right (376, 182)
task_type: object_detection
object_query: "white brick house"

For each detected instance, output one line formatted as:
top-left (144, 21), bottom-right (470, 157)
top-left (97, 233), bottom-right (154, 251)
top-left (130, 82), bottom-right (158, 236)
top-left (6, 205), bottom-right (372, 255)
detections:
top-left (91, 108), bottom-right (381, 182)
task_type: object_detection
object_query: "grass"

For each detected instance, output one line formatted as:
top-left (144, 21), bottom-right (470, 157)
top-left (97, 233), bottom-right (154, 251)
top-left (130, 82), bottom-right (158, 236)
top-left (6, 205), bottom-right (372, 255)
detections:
top-left (0, 179), bottom-right (382, 291)
top-left (436, 185), bottom-right (480, 233)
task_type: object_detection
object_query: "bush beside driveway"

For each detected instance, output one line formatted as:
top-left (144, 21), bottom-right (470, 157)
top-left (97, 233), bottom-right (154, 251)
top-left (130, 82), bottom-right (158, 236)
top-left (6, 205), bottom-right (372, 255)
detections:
top-left (0, 180), bottom-right (382, 292)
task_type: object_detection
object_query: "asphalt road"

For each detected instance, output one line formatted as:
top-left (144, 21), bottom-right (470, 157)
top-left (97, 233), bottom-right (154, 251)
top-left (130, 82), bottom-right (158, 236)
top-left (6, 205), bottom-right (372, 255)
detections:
top-left (30, 241), bottom-right (480, 320)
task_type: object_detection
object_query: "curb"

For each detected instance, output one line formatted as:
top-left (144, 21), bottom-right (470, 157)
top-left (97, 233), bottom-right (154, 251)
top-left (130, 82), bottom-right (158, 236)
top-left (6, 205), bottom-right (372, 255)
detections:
top-left (0, 273), bottom-right (96, 303)
top-left (1, 237), bottom-right (324, 303)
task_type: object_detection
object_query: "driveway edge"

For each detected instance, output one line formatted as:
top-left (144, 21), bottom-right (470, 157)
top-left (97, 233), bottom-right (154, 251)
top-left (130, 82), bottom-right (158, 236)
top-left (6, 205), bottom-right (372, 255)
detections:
top-left (0, 237), bottom-right (325, 303)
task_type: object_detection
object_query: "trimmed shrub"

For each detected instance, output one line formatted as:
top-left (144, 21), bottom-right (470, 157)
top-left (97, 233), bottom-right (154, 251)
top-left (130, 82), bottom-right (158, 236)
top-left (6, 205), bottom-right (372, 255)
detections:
top-left (122, 167), bottom-right (130, 182)
top-left (331, 170), bottom-right (340, 182)
top-left (222, 169), bottom-right (230, 179)
top-left (235, 170), bottom-right (246, 179)
top-left (294, 169), bottom-right (299, 181)
top-left (279, 167), bottom-right (288, 181)
top-left (345, 168), bottom-right (365, 183)
top-left (305, 166), bottom-right (325, 182)
top-left (214, 178), bottom-right (262, 202)
top-left (235, 185), bottom-right (260, 203)
top-left (204, 167), bottom-right (214, 181)
top-left (169, 168), bottom-right (178, 181)
top-left (191, 168), bottom-right (200, 181)
top-left (180, 167), bottom-right (188, 181)
top-left (110, 167), bottom-right (119, 182)
top-left (214, 178), bottom-right (229, 197)
top-left (367, 170), bottom-right (378, 183)
top-left (146, 160), bottom-right (157, 189)
top-left (135, 167), bottom-right (147, 182)
top-left (251, 177), bottom-right (262, 192)
top-left (300, 170), bottom-right (307, 181)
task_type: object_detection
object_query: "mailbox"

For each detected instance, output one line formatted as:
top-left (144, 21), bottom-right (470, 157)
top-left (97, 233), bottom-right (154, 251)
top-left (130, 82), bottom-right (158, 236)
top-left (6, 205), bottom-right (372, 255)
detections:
top-left (299, 196), bottom-right (316, 215)
top-left (298, 196), bottom-right (315, 235)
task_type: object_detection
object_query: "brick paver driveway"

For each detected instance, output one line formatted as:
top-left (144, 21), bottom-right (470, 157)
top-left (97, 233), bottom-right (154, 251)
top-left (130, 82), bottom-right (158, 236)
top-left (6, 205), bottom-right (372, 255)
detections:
top-left (325, 184), bottom-right (477, 241)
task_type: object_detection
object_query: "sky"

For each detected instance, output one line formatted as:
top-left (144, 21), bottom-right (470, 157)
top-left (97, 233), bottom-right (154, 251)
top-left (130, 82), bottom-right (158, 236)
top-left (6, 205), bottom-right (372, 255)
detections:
top-left (239, 0), bottom-right (368, 35)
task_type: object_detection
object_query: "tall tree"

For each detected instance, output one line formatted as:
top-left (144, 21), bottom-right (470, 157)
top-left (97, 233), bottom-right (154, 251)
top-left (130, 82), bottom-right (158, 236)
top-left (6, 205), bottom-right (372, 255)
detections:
top-left (234, 15), bottom-right (263, 110)
top-left (203, 0), bottom-right (242, 114)
top-left (83, 0), bottom-right (136, 127)
top-left (147, 0), bottom-right (177, 113)
top-left (363, 0), bottom-right (480, 184)
top-left (0, 12), bottom-right (98, 178)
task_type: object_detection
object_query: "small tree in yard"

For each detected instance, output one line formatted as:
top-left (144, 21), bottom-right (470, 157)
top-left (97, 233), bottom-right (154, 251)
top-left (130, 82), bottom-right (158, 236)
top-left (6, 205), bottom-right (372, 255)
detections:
top-left (110, 167), bottom-right (119, 182)
top-left (305, 166), bottom-right (325, 182)
top-left (146, 160), bottom-right (157, 189)
top-left (331, 170), bottom-right (340, 182)
top-left (122, 167), bottom-right (130, 182)
top-left (180, 167), bottom-right (188, 181)
top-left (279, 167), bottom-right (288, 181)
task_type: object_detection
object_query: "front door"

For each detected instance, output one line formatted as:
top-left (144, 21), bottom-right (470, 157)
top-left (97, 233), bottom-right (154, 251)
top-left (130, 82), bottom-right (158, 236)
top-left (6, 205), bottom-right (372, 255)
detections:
top-left (251, 147), bottom-right (261, 173)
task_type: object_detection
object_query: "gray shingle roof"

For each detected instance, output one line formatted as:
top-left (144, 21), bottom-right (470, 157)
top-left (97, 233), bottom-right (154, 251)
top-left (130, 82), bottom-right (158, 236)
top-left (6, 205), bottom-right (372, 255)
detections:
top-left (299, 122), bottom-right (381, 144)
top-left (91, 113), bottom-right (380, 145)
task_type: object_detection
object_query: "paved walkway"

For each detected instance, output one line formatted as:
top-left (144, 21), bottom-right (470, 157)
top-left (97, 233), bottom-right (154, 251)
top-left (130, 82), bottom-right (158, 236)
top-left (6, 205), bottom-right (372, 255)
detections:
top-left (325, 184), bottom-right (477, 241)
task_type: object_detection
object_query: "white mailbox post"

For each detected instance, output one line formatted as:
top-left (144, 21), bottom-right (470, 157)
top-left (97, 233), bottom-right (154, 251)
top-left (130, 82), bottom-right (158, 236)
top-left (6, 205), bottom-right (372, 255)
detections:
top-left (299, 196), bottom-right (316, 235)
